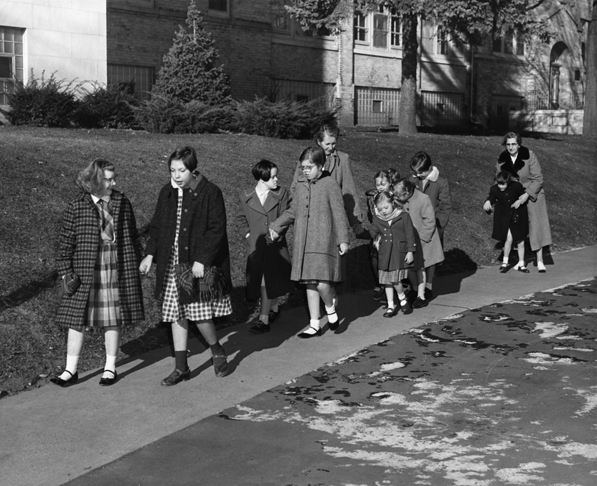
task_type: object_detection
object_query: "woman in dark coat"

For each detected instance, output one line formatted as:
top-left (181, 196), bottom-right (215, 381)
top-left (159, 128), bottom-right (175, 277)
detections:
top-left (270, 147), bottom-right (350, 339)
top-left (489, 132), bottom-right (552, 272)
top-left (51, 159), bottom-right (144, 388)
top-left (139, 147), bottom-right (232, 386)
top-left (235, 160), bottom-right (292, 334)
top-left (485, 170), bottom-right (529, 273)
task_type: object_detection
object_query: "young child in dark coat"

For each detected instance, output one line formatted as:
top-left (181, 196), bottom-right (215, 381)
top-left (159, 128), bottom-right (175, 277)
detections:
top-left (369, 191), bottom-right (423, 317)
top-left (235, 160), bottom-right (293, 334)
top-left (365, 169), bottom-right (400, 302)
top-left (484, 170), bottom-right (529, 273)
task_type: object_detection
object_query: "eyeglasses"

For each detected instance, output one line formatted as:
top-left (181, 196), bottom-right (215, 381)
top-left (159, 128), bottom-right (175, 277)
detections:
top-left (103, 177), bottom-right (117, 184)
top-left (301, 164), bottom-right (317, 172)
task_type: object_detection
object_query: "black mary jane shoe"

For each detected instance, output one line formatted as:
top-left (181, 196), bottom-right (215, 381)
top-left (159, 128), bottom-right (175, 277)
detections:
top-left (413, 297), bottom-right (429, 309)
top-left (249, 322), bottom-right (271, 334)
top-left (517, 266), bottom-right (530, 273)
top-left (161, 368), bottom-right (191, 387)
top-left (212, 352), bottom-right (229, 378)
top-left (297, 326), bottom-right (322, 339)
top-left (383, 307), bottom-right (398, 318)
top-left (400, 301), bottom-right (413, 315)
top-left (50, 370), bottom-right (79, 388)
top-left (99, 369), bottom-right (118, 387)
top-left (327, 311), bottom-right (339, 331)
top-left (499, 264), bottom-right (509, 273)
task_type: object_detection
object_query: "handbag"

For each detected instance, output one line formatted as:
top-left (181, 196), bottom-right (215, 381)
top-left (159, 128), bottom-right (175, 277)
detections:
top-left (175, 263), bottom-right (230, 302)
top-left (58, 272), bottom-right (81, 299)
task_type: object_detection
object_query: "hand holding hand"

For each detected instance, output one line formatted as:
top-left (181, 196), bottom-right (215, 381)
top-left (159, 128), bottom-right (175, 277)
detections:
top-left (339, 243), bottom-right (349, 255)
top-left (139, 255), bottom-right (153, 275)
top-left (192, 261), bottom-right (205, 279)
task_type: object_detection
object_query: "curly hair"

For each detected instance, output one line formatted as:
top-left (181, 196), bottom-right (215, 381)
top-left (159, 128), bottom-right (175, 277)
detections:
top-left (76, 159), bottom-right (115, 194)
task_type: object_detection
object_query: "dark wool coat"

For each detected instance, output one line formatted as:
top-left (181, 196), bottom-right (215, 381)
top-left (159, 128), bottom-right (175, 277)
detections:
top-left (55, 190), bottom-right (144, 328)
top-left (404, 189), bottom-right (444, 268)
top-left (271, 172), bottom-right (350, 283)
top-left (497, 146), bottom-right (552, 251)
top-left (235, 185), bottom-right (293, 300)
top-left (291, 150), bottom-right (363, 227)
top-left (145, 175), bottom-right (232, 305)
top-left (369, 211), bottom-right (424, 272)
top-left (409, 170), bottom-right (452, 236)
top-left (487, 181), bottom-right (529, 242)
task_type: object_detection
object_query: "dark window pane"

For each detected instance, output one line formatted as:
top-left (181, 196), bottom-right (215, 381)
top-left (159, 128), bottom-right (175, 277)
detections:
top-left (0, 57), bottom-right (11, 78)
top-left (373, 14), bottom-right (387, 48)
top-left (208, 0), bottom-right (227, 12)
top-left (493, 36), bottom-right (502, 52)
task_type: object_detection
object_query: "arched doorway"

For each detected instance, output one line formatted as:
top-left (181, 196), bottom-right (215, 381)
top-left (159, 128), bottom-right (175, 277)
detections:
top-left (549, 41), bottom-right (575, 109)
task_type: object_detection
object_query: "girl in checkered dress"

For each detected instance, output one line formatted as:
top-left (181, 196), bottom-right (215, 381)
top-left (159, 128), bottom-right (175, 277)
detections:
top-left (52, 159), bottom-right (144, 388)
top-left (140, 147), bottom-right (233, 386)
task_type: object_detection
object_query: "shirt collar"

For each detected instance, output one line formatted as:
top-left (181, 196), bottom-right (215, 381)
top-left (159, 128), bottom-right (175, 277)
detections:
top-left (91, 194), bottom-right (110, 204)
top-left (425, 166), bottom-right (439, 182)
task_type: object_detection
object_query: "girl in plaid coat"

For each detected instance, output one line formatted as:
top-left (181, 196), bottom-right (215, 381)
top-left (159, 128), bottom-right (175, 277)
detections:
top-left (51, 159), bottom-right (144, 388)
top-left (140, 146), bottom-right (232, 386)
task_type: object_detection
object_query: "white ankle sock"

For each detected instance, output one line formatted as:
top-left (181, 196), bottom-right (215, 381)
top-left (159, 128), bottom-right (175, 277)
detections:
top-left (60, 355), bottom-right (79, 380)
top-left (103, 355), bottom-right (117, 378)
top-left (503, 257), bottom-right (509, 264)
top-left (260, 314), bottom-right (270, 324)
top-left (325, 304), bottom-right (338, 323)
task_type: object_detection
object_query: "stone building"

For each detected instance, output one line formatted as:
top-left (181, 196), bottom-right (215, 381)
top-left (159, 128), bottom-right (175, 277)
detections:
top-left (0, 0), bottom-right (591, 132)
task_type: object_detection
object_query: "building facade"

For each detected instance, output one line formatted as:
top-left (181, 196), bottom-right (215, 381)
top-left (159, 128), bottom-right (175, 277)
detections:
top-left (0, 0), bottom-right (591, 132)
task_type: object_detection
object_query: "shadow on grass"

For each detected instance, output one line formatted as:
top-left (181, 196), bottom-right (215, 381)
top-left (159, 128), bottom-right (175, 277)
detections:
top-left (0, 271), bottom-right (58, 312)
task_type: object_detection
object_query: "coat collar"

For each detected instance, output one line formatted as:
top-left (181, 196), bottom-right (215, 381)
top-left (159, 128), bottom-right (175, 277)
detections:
top-left (166, 173), bottom-right (205, 198)
top-left (295, 170), bottom-right (331, 185)
top-left (243, 186), bottom-right (282, 214)
top-left (498, 146), bottom-right (529, 176)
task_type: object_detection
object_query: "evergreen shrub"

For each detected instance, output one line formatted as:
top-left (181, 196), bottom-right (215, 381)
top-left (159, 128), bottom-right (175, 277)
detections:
top-left (73, 83), bottom-right (138, 129)
top-left (1, 72), bottom-right (78, 127)
top-left (233, 97), bottom-right (338, 139)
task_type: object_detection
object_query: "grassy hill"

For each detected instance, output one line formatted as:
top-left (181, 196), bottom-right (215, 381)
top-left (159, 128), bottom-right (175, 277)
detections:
top-left (0, 126), bottom-right (595, 395)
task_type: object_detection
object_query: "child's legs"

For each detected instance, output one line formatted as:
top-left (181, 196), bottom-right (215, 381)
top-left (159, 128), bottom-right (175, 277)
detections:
top-left (104, 326), bottom-right (120, 357)
top-left (425, 265), bottom-right (435, 288)
top-left (316, 281), bottom-right (334, 307)
top-left (516, 239), bottom-right (525, 265)
top-left (305, 284), bottom-right (322, 321)
top-left (259, 284), bottom-right (272, 316)
top-left (503, 230), bottom-right (514, 262)
top-left (384, 284), bottom-right (395, 306)
top-left (66, 327), bottom-right (85, 358)
top-left (171, 319), bottom-right (189, 351)
top-left (195, 319), bottom-right (219, 347)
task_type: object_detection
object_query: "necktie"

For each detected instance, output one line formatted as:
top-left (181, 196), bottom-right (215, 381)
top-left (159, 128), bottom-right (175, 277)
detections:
top-left (97, 199), bottom-right (114, 241)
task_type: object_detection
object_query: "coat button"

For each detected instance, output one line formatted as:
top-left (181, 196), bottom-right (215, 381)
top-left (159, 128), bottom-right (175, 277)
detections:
top-left (184, 209), bottom-right (188, 212)
top-left (183, 228), bottom-right (187, 231)
top-left (185, 246), bottom-right (188, 250)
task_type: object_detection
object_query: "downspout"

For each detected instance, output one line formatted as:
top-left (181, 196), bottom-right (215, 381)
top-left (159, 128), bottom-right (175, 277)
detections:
top-left (470, 41), bottom-right (474, 120)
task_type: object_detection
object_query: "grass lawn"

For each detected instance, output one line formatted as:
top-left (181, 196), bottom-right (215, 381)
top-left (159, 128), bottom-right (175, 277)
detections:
top-left (0, 126), bottom-right (595, 396)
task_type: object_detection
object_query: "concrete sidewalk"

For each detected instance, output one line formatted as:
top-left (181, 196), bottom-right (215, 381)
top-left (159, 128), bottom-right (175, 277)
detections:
top-left (1, 246), bottom-right (596, 486)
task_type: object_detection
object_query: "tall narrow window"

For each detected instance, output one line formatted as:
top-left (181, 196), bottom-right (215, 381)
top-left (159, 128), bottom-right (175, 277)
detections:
top-left (437, 27), bottom-right (450, 55)
top-left (373, 13), bottom-right (388, 48)
top-left (515, 33), bottom-right (525, 56)
top-left (354, 13), bottom-right (367, 42)
top-left (504, 32), bottom-right (514, 54)
top-left (390, 14), bottom-right (401, 47)
top-left (0, 26), bottom-right (24, 105)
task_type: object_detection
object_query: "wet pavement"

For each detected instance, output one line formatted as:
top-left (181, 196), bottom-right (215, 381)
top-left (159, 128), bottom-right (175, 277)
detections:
top-left (68, 278), bottom-right (597, 486)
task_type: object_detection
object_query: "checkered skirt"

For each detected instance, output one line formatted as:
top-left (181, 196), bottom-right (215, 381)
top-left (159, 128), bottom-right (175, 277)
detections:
top-left (83, 241), bottom-right (121, 329)
top-left (160, 188), bottom-right (232, 322)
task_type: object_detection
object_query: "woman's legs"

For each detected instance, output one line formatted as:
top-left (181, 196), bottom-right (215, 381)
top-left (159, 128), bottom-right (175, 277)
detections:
top-left (425, 265), bottom-right (436, 297)
top-left (102, 325), bottom-right (120, 379)
top-left (536, 246), bottom-right (547, 272)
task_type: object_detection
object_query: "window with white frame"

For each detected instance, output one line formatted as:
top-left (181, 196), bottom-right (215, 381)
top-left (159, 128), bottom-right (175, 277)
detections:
top-left (493, 32), bottom-right (525, 56)
top-left (0, 26), bottom-right (24, 105)
top-left (354, 7), bottom-right (402, 50)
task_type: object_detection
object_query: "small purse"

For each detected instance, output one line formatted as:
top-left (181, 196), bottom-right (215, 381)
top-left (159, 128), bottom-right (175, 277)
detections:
top-left (175, 263), bottom-right (230, 302)
top-left (58, 273), bottom-right (81, 299)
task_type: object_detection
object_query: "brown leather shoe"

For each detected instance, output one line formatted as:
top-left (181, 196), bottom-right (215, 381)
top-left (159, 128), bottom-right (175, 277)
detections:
top-left (160, 368), bottom-right (190, 387)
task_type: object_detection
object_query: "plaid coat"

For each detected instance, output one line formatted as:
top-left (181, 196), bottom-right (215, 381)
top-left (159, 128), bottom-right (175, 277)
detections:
top-left (55, 190), bottom-right (145, 328)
